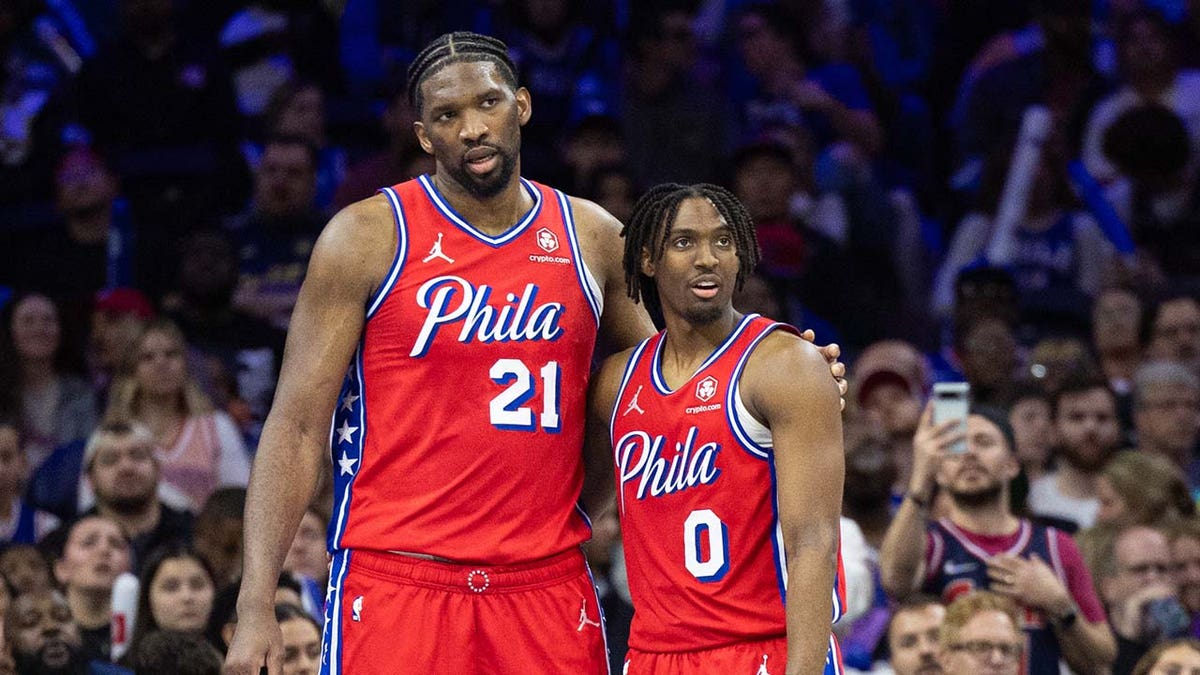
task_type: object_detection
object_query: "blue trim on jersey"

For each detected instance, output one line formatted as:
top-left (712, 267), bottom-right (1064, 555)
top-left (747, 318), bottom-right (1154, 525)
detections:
top-left (583, 560), bottom-right (613, 675)
top-left (767, 457), bottom-right (788, 605)
top-left (650, 313), bottom-right (759, 395)
top-left (417, 174), bottom-right (543, 247)
top-left (320, 549), bottom-right (352, 675)
top-left (329, 346), bottom-right (368, 550)
top-left (556, 189), bottom-right (601, 326)
top-left (608, 337), bottom-right (653, 447)
top-left (367, 187), bottom-right (410, 318)
top-left (725, 323), bottom-right (783, 461)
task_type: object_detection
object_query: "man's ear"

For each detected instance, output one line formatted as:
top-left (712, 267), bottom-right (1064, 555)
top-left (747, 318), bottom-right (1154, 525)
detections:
top-left (515, 87), bottom-right (532, 126)
top-left (640, 248), bottom-right (655, 278)
top-left (413, 121), bottom-right (434, 156)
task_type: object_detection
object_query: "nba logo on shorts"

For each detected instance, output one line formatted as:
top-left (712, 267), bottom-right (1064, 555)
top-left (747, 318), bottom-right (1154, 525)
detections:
top-left (695, 376), bottom-right (718, 402)
top-left (352, 596), bottom-right (363, 622)
top-left (536, 227), bottom-right (560, 253)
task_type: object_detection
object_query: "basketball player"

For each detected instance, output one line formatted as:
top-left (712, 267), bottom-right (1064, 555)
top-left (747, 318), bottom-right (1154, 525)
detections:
top-left (589, 184), bottom-right (845, 674)
top-left (223, 32), bottom-right (846, 674)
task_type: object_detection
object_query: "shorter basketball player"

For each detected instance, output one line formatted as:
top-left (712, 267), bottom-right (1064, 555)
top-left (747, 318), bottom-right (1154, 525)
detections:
top-left (587, 184), bottom-right (845, 674)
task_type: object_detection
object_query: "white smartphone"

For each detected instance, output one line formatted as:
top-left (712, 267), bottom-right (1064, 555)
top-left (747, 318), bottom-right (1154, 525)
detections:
top-left (932, 382), bottom-right (970, 453)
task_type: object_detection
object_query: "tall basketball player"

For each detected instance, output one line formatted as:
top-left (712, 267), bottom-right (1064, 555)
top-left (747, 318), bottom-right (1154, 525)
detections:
top-left (224, 31), bottom-right (846, 675)
top-left (589, 184), bottom-right (845, 674)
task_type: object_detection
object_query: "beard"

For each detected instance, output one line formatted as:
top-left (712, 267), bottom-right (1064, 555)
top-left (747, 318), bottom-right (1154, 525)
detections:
top-left (99, 488), bottom-right (155, 515)
top-left (14, 642), bottom-right (86, 675)
top-left (442, 142), bottom-right (518, 199)
top-left (949, 480), bottom-right (1005, 509)
top-left (681, 302), bottom-right (726, 326)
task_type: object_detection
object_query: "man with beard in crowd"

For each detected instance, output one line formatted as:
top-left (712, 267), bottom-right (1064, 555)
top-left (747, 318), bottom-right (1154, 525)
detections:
top-left (5, 590), bottom-right (129, 674)
top-left (880, 404), bottom-right (1114, 674)
top-left (1028, 375), bottom-right (1123, 530)
top-left (884, 598), bottom-right (944, 675)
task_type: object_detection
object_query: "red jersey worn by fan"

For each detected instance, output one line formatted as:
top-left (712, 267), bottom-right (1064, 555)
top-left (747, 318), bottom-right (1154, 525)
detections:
top-left (320, 175), bottom-right (607, 674)
top-left (610, 314), bottom-right (846, 674)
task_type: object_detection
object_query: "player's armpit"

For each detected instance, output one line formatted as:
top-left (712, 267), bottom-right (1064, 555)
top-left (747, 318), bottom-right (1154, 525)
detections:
top-left (580, 350), bottom-right (633, 519)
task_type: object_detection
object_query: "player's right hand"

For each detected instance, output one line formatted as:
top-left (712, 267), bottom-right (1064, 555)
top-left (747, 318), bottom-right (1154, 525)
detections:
top-left (223, 609), bottom-right (284, 675)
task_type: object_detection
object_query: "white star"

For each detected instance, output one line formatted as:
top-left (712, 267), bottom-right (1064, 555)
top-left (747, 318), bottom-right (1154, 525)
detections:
top-left (335, 420), bottom-right (358, 445)
top-left (340, 393), bottom-right (360, 411)
top-left (338, 451), bottom-right (359, 476)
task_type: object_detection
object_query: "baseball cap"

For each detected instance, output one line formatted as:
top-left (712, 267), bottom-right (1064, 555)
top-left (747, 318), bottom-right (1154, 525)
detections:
top-left (94, 288), bottom-right (154, 320)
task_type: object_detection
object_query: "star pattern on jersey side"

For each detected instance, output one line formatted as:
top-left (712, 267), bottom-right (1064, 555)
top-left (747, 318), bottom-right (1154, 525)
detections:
top-left (336, 420), bottom-right (359, 445)
top-left (340, 393), bottom-right (360, 411)
top-left (338, 450), bottom-right (359, 476)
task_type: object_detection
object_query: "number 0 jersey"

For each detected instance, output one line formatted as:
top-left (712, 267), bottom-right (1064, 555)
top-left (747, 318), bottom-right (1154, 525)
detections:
top-left (610, 315), bottom-right (846, 654)
top-left (328, 175), bottom-right (600, 563)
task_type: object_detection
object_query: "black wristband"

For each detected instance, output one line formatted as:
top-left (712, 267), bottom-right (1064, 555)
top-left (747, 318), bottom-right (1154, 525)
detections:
top-left (1051, 607), bottom-right (1078, 631)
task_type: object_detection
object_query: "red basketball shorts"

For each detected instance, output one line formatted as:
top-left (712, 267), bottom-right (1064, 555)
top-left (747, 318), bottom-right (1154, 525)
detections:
top-left (319, 547), bottom-right (609, 674)
top-left (624, 635), bottom-right (843, 675)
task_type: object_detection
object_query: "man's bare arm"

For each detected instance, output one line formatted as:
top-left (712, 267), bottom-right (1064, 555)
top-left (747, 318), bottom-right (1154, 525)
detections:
top-left (225, 196), bottom-right (395, 674)
top-left (744, 332), bottom-right (844, 675)
top-left (580, 350), bottom-right (632, 519)
top-left (569, 197), bottom-right (657, 351)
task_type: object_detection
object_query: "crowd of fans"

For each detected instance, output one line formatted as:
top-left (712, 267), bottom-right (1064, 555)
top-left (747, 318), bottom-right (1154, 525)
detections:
top-left (0, 0), bottom-right (1198, 672)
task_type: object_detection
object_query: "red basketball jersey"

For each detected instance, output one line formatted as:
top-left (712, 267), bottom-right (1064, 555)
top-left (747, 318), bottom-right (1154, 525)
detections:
top-left (328, 175), bottom-right (600, 564)
top-left (610, 315), bottom-right (846, 653)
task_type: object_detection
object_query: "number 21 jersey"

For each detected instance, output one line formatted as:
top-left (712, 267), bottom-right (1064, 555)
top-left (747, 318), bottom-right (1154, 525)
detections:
top-left (328, 175), bottom-right (600, 563)
top-left (610, 315), bottom-right (846, 653)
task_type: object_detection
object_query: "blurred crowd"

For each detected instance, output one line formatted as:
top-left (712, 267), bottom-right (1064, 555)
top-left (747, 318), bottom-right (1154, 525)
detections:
top-left (0, 0), bottom-right (1198, 672)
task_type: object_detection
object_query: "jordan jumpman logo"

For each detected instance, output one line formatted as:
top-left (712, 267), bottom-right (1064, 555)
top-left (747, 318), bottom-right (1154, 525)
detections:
top-left (623, 385), bottom-right (646, 416)
top-left (756, 654), bottom-right (771, 675)
top-left (577, 598), bottom-right (601, 632)
top-left (423, 232), bottom-right (455, 263)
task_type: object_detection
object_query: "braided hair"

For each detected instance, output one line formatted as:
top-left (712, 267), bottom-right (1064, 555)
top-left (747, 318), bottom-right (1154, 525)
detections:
top-left (406, 32), bottom-right (519, 113)
top-left (621, 183), bottom-right (760, 315)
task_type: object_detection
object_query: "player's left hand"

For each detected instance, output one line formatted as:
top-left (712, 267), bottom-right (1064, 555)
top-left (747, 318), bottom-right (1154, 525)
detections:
top-left (987, 554), bottom-right (1072, 616)
top-left (800, 329), bottom-right (847, 410)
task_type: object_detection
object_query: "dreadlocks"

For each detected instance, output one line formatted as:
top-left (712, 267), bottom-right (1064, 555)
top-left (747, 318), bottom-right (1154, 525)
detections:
top-left (621, 183), bottom-right (760, 314)
top-left (406, 32), bottom-right (519, 113)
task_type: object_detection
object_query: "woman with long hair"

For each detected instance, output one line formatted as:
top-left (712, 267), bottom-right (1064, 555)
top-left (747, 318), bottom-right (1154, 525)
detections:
top-left (104, 319), bottom-right (249, 511)
top-left (0, 292), bottom-right (95, 467)
top-left (125, 542), bottom-right (217, 662)
top-left (1096, 451), bottom-right (1195, 527)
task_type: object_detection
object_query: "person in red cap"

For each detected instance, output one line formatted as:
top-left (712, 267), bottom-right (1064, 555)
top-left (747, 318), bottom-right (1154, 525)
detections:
top-left (91, 288), bottom-right (155, 400)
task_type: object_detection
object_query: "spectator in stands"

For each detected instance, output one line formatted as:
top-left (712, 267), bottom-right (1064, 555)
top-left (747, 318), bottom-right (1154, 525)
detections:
top-left (0, 420), bottom-right (58, 544)
top-left (125, 543), bottom-right (215, 661)
top-left (933, 140), bottom-right (1116, 324)
top-left (1164, 519), bottom-right (1200, 630)
top-left (4, 147), bottom-right (140, 302)
top-left (251, 78), bottom-right (346, 211)
top-left (1132, 639), bottom-right (1200, 674)
top-left (193, 488), bottom-right (245, 588)
top-left (5, 589), bottom-right (130, 674)
top-left (1082, 10), bottom-right (1200, 184)
top-left (853, 340), bottom-right (926, 495)
top-left (735, 3), bottom-right (883, 155)
top-left (72, 0), bottom-right (249, 231)
top-left (886, 597), bottom-right (945, 675)
top-left (584, 164), bottom-right (637, 226)
top-left (1096, 452), bottom-right (1194, 527)
top-left (1132, 361), bottom-right (1200, 487)
top-left (125, 629), bottom-right (221, 675)
top-left (1145, 293), bottom-right (1200, 377)
top-left (275, 602), bottom-right (320, 675)
top-left (1090, 523), bottom-right (1191, 673)
top-left (79, 421), bottom-right (193, 563)
top-left (332, 85), bottom-right (430, 210)
top-left (51, 515), bottom-right (132, 662)
top-left (1103, 107), bottom-right (1200, 286)
top-left (162, 230), bottom-right (285, 441)
top-left (621, 5), bottom-right (728, 187)
top-left (205, 574), bottom-right (305, 655)
top-left (0, 292), bottom-right (95, 468)
top-left (89, 288), bottom-right (154, 405)
top-left (1005, 381), bottom-right (1055, 486)
top-left (0, 543), bottom-right (53, 596)
top-left (103, 319), bottom-right (250, 512)
top-left (936, 592), bottom-right (1023, 675)
top-left (1028, 375), bottom-right (1122, 529)
top-left (560, 114), bottom-right (625, 196)
top-left (954, 315), bottom-right (1020, 408)
top-left (226, 134), bottom-right (326, 330)
top-left (1094, 287), bottom-right (1145, 411)
top-left (281, 503), bottom-right (328, 617)
top-left (880, 404), bottom-right (1113, 674)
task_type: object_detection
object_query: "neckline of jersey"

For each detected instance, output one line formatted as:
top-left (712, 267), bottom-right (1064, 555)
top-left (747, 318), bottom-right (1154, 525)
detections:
top-left (649, 313), bottom-right (760, 396)
top-left (417, 174), bottom-right (542, 247)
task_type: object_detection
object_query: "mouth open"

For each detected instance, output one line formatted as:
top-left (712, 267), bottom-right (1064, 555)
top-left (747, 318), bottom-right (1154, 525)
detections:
top-left (691, 278), bottom-right (721, 299)
top-left (464, 147), bottom-right (499, 175)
